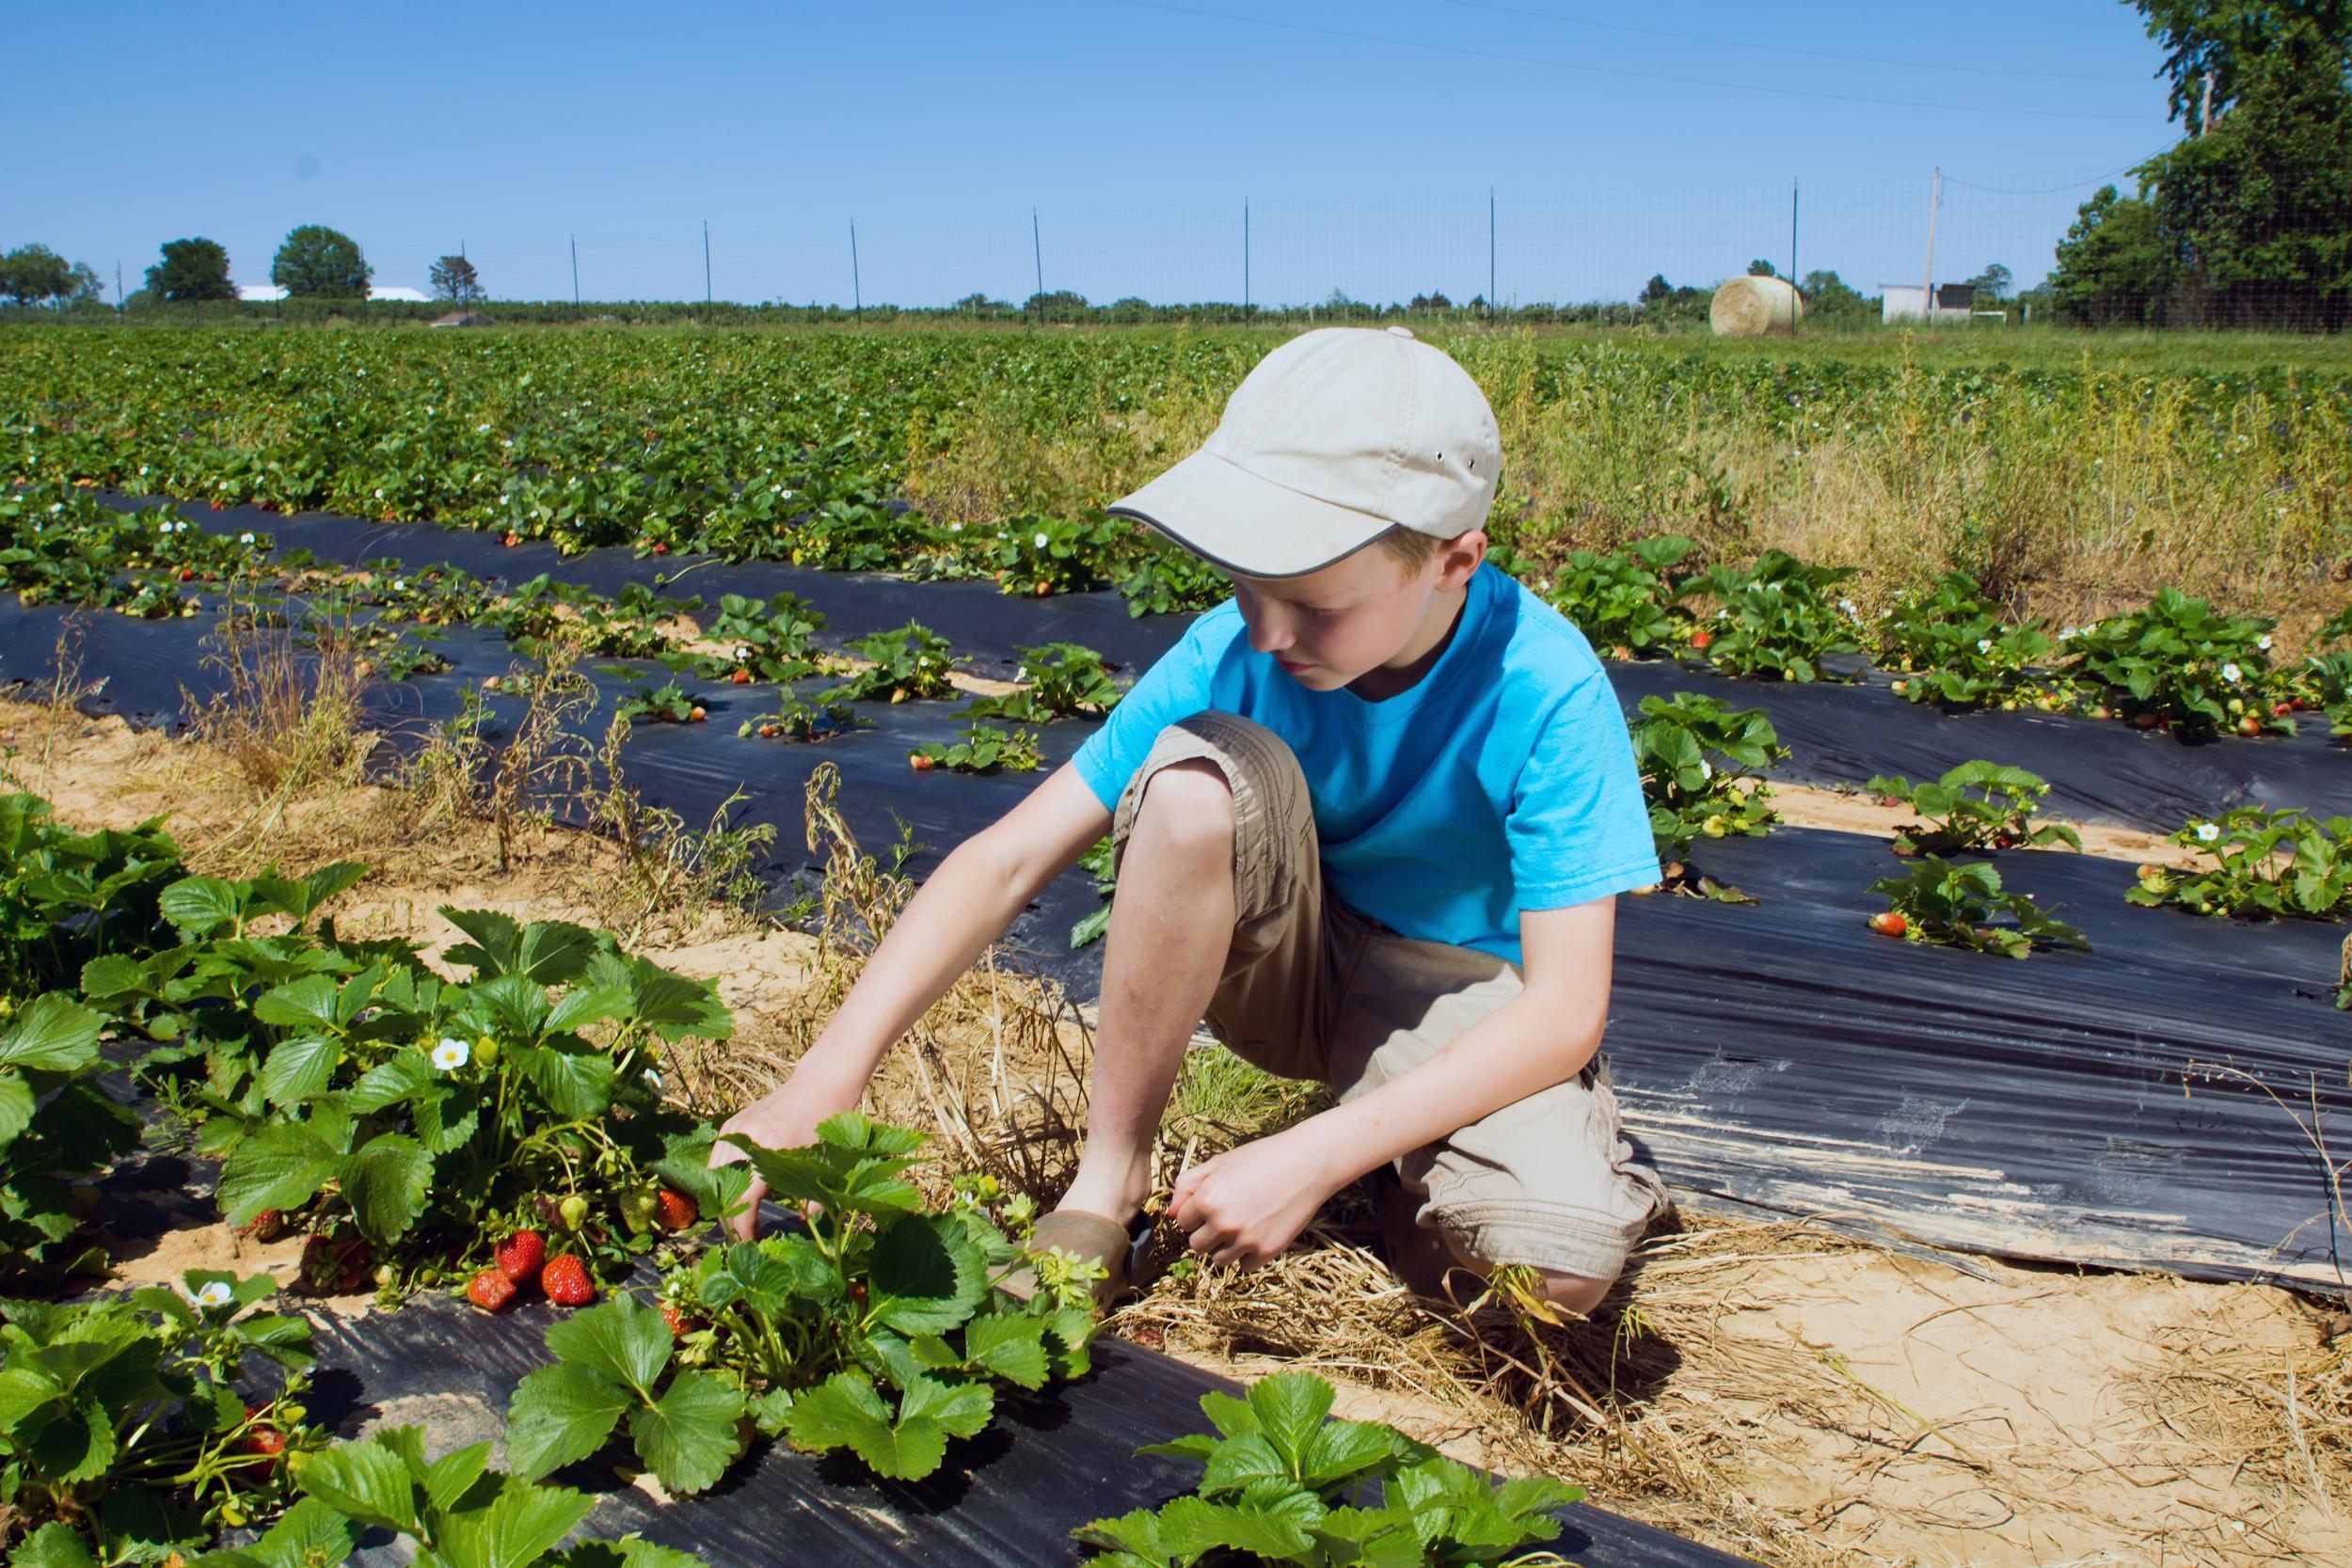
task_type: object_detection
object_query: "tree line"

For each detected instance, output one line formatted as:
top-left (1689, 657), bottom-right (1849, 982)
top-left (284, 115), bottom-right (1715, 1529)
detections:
top-left (0, 227), bottom-right (485, 309)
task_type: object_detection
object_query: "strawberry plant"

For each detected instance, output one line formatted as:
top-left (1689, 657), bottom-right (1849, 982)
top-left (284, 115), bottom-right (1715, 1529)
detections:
top-left (1071, 836), bottom-right (1118, 949)
top-left (2126, 809), bottom-right (2352, 920)
top-left (1874, 571), bottom-right (2069, 710)
top-left (736, 691), bottom-right (858, 742)
top-left (693, 590), bottom-right (828, 682)
top-left (962, 641), bottom-right (1123, 722)
top-left (506, 1115), bottom-right (1094, 1492)
top-left (1865, 763), bottom-right (2083, 857)
top-left (2060, 588), bottom-right (2286, 737)
top-left (1, 993), bottom-right (143, 1286)
top-left (191, 1429), bottom-right (696, 1568)
top-left (986, 512), bottom-right (1122, 597)
top-left (1117, 534), bottom-right (1228, 618)
top-left (105, 901), bottom-right (735, 1296)
top-left (612, 673), bottom-right (699, 725)
top-left (1536, 532), bottom-right (1697, 657)
top-left (832, 621), bottom-right (957, 703)
top-left (0, 1271), bottom-right (324, 1563)
top-left (1868, 858), bottom-right (2090, 958)
top-left (0, 792), bottom-right (185, 999)
top-left (1682, 549), bottom-right (1862, 682)
top-left (1629, 692), bottom-right (1786, 865)
top-left (1073, 1370), bottom-right (1581, 1567)
top-left (908, 722), bottom-right (1042, 775)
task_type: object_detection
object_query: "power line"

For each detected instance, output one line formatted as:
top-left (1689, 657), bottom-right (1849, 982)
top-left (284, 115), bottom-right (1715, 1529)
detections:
top-left (1440, 0), bottom-right (2150, 86)
top-left (1104, 0), bottom-right (2163, 122)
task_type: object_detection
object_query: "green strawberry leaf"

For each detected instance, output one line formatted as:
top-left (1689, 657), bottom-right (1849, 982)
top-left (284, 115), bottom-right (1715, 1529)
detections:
top-left (339, 1133), bottom-right (434, 1243)
top-left (252, 974), bottom-right (343, 1034)
top-left (543, 1296), bottom-right (672, 1398)
top-left (12, 1521), bottom-right (100, 1568)
top-left (785, 1370), bottom-right (956, 1481)
top-left (503, 1363), bottom-right (633, 1483)
top-left (215, 1120), bottom-right (342, 1226)
top-left (961, 1313), bottom-right (1050, 1389)
top-left (345, 1049), bottom-right (433, 1114)
top-left (159, 876), bottom-right (243, 937)
top-left (866, 1212), bottom-right (985, 1335)
top-left (0, 993), bottom-right (103, 1072)
top-left (256, 1035), bottom-right (339, 1110)
top-left (507, 1040), bottom-right (615, 1118)
top-left (288, 1433), bottom-right (424, 1533)
top-left (431, 1471), bottom-right (597, 1568)
top-left (626, 1369), bottom-right (747, 1495)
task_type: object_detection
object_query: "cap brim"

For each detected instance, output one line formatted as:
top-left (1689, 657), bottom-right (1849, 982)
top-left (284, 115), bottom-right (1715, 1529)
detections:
top-left (1107, 450), bottom-right (1391, 579)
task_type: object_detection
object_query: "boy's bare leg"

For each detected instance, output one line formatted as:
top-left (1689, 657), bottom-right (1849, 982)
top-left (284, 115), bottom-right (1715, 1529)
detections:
top-left (1056, 761), bottom-right (1237, 1224)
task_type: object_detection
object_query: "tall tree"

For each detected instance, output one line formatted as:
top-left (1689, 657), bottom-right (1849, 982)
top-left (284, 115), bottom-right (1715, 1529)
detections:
top-left (144, 238), bottom-right (234, 302)
top-left (427, 254), bottom-right (483, 303)
top-left (272, 225), bottom-right (371, 298)
top-left (2131, 1), bottom-right (2352, 123)
top-left (1964, 262), bottom-right (2014, 301)
top-left (0, 245), bottom-right (75, 306)
top-left (2050, 185), bottom-right (2170, 325)
top-left (1746, 258), bottom-right (1778, 277)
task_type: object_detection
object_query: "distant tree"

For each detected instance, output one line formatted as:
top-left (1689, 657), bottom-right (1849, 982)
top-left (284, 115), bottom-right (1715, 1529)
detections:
top-left (1106, 295), bottom-right (1152, 323)
top-left (1964, 263), bottom-right (2013, 302)
top-left (2131, 0), bottom-right (2352, 124)
top-left (1746, 258), bottom-right (1778, 277)
top-left (1023, 289), bottom-right (1088, 323)
top-left (67, 261), bottom-right (104, 304)
top-left (428, 254), bottom-right (483, 303)
top-left (1639, 273), bottom-right (1674, 306)
top-left (2049, 185), bottom-right (2170, 325)
top-left (1799, 269), bottom-right (1869, 317)
top-left (1406, 290), bottom-right (1454, 310)
top-left (145, 237), bottom-right (234, 302)
top-left (0, 244), bottom-right (75, 306)
top-left (272, 225), bottom-right (371, 298)
top-left (2136, 24), bottom-right (2352, 327)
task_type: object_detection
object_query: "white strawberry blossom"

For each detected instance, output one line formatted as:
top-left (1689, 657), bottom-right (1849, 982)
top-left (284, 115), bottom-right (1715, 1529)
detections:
top-left (188, 1280), bottom-right (234, 1308)
top-left (239, 531), bottom-right (255, 545)
top-left (431, 1037), bottom-right (470, 1072)
top-left (1977, 638), bottom-right (1994, 655)
top-left (2194, 821), bottom-right (2220, 843)
top-left (2257, 635), bottom-right (2273, 651)
top-left (2220, 663), bottom-right (2242, 683)
top-left (1034, 531), bottom-right (1050, 549)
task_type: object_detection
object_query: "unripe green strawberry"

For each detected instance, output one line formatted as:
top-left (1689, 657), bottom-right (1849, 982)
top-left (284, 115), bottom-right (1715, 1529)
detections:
top-left (618, 1188), bottom-right (660, 1236)
top-left (558, 1194), bottom-right (590, 1231)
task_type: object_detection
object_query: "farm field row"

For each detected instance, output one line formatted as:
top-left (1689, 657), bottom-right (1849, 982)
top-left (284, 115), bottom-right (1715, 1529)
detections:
top-left (4, 700), bottom-right (2343, 1568)
top-left (6, 324), bottom-right (2351, 636)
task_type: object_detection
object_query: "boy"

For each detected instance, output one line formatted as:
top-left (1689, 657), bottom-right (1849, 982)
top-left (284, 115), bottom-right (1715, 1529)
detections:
top-left (715, 326), bottom-right (1667, 1315)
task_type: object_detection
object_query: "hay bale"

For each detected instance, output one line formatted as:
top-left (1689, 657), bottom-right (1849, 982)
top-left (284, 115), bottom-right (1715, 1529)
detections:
top-left (1709, 275), bottom-right (1804, 338)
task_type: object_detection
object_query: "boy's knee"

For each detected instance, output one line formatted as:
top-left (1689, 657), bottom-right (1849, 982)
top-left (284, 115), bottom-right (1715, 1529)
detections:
top-left (1437, 1227), bottom-right (1619, 1317)
top-left (1128, 758), bottom-right (1236, 861)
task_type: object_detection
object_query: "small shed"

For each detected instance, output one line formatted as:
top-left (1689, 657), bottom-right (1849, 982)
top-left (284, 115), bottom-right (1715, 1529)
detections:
top-left (1880, 282), bottom-right (1975, 324)
top-left (429, 311), bottom-right (497, 328)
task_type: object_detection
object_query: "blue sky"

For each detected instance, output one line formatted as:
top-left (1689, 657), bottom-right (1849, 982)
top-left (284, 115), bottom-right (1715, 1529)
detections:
top-left (10, 2), bottom-right (2182, 307)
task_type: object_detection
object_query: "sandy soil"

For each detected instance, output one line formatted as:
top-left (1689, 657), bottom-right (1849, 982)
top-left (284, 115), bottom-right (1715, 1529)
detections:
top-left (11, 696), bottom-right (2344, 1567)
top-left (1768, 779), bottom-right (2209, 869)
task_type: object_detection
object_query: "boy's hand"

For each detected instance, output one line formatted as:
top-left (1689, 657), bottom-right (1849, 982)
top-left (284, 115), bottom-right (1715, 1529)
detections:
top-left (708, 1068), bottom-right (864, 1241)
top-left (1168, 1125), bottom-right (1344, 1271)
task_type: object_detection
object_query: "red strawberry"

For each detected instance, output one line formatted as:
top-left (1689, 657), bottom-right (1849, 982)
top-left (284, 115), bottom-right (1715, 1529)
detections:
top-left (909, 753), bottom-right (935, 770)
top-left (541, 1254), bottom-right (596, 1307)
top-left (660, 1301), bottom-right (704, 1337)
top-left (466, 1267), bottom-right (519, 1313)
top-left (651, 542), bottom-right (670, 556)
top-left (1867, 911), bottom-right (1908, 939)
top-left (496, 1229), bottom-right (547, 1284)
top-left (238, 1208), bottom-right (289, 1243)
top-left (242, 1410), bottom-right (288, 1475)
top-left (653, 1188), bottom-right (699, 1233)
top-left (731, 669), bottom-right (751, 684)
top-left (177, 567), bottom-right (197, 582)
top-left (1691, 628), bottom-right (1713, 651)
top-left (2133, 712), bottom-right (2159, 730)
top-left (299, 1232), bottom-right (375, 1295)
top-left (689, 705), bottom-right (707, 722)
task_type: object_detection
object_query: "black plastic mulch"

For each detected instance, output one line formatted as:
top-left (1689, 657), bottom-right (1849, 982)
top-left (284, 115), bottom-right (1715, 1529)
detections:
top-left (8, 592), bottom-right (2350, 1291)
top-left (118, 493), bottom-right (2352, 834)
top-left (295, 1277), bottom-right (1751, 1568)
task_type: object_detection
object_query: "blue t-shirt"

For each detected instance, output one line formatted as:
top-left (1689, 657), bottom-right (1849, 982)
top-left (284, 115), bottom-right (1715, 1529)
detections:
top-left (1071, 563), bottom-right (1660, 965)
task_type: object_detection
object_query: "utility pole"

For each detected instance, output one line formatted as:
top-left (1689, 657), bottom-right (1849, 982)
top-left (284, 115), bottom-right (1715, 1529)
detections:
top-left (1921, 166), bottom-right (1942, 324)
top-left (1243, 198), bottom-right (1250, 322)
top-left (115, 261), bottom-right (124, 316)
top-left (703, 220), bottom-right (712, 307)
top-left (850, 221), bottom-right (863, 323)
top-left (1030, 209), bottom-right (1043, 323)
top-left (570, 235), bottom-right (580, 307)
top-left (1487, 187), bottom-right (1496, 319)
top-left (2199, 71), bottom-right (2215, 135)
top-left (1790, 179), bottom-right (1800, 337)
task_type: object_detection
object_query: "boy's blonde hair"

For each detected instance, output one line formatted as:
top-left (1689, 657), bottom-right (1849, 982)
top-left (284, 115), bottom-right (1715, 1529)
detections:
top-left (1373, 526), bottom-right (1455, 573)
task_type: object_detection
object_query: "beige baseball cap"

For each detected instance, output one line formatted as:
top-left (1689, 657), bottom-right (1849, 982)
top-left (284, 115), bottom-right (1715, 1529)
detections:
top-left (1107, 325), bottom-right (1502, 579)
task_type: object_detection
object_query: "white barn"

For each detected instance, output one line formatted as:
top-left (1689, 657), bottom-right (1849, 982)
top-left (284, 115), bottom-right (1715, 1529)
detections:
top-left (1881, 283), bottom-right (1976, 324)
top-left (235, 284), bottom-right (430, 303)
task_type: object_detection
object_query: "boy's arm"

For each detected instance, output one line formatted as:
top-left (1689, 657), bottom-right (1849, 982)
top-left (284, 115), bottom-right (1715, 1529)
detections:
top-left (713, 764), bottom-right (1111, 1235)
top-left (1169, 897), bottom-right (1615, 1269)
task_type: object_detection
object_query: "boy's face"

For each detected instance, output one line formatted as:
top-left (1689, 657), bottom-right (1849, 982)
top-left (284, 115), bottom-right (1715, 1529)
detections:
top-left (1227, 531), bottom-right (1487, 692)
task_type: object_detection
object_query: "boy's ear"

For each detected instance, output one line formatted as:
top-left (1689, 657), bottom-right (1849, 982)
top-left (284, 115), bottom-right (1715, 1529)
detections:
top-left (1439, 530), bottom-right (1487, 588)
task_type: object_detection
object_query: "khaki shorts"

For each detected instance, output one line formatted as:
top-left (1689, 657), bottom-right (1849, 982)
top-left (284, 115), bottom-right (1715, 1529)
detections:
top-left (1108, 710), bottom-right (1670, 1283)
